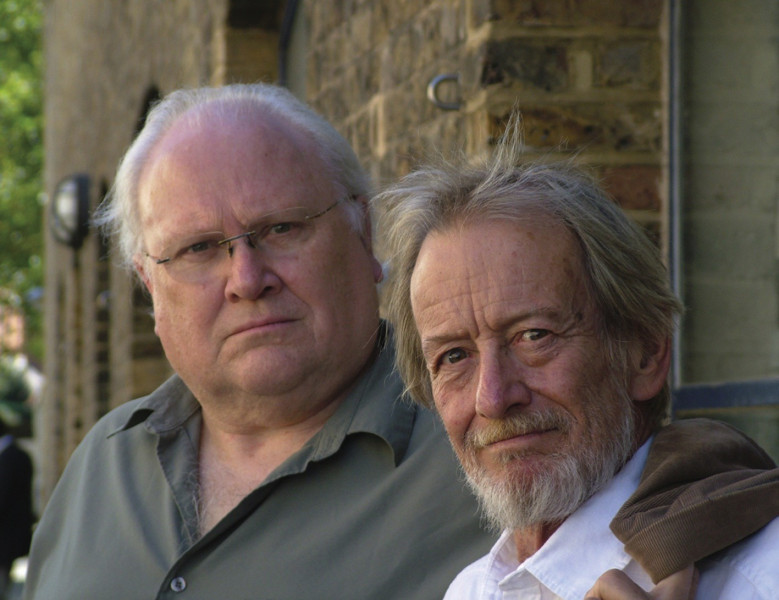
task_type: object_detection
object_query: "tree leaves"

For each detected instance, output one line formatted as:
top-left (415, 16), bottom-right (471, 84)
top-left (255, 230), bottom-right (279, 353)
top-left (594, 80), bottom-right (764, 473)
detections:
top-left (0, 0), bottom-right (43, 361)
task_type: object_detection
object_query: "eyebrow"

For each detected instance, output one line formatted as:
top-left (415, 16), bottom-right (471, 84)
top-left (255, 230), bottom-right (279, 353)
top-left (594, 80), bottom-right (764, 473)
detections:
top-left (418, 306), bottom-right (571, 353)
top-left (420, 333), bottom-right (468, 357)
top-left (170, 206), bottom-right (310, 238)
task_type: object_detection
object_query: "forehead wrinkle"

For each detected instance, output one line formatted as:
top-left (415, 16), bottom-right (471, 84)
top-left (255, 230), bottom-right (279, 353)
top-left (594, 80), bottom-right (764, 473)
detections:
top-left (139, 167), bottom-right (229, 253)
top-left (417, 294), bottom-right (478, 353)
top-left (139, 109), bottom-right (339, 244)
top-left (412, 217), bottom-right (594, 348)
top-left (412, 230), bottom-right (495, 355)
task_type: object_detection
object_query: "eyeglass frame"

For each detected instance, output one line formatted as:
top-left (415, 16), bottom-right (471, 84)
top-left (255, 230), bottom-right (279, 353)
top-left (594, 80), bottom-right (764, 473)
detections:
top-left (143, 196), bottom-right (349, 268)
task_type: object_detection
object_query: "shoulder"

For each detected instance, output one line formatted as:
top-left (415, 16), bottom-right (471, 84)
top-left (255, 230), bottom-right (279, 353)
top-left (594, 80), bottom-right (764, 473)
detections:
top-left (57, 377), bottom-right (193, 475)
top-left (698, 517), bottom-right (779, 599)
top-left (45, 398), bottom-right (154, 495)
top-left (75, 396), bottom-right (153, 446)
top-left (78, 375), bottom-right (194, 444)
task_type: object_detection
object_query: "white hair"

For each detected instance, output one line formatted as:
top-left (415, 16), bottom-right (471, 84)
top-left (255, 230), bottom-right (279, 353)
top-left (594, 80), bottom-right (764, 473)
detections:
top-left (93, 83), bottom-right (372, 274)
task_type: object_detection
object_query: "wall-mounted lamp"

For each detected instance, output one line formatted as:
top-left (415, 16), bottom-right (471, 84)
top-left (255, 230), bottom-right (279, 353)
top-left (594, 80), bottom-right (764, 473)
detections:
top-left (50, 173), bottom-right (90, 249)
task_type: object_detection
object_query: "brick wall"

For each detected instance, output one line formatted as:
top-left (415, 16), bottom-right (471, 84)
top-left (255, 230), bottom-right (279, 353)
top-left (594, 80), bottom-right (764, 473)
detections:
top-left (306, 0), bottom-right (667, 247)
top-left (40, 0), bottom-right (669, 502)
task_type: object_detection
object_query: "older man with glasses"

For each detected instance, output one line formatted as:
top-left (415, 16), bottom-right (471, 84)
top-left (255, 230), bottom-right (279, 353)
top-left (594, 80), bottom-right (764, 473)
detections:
top-left (22, 84), bottom-right (493, 600)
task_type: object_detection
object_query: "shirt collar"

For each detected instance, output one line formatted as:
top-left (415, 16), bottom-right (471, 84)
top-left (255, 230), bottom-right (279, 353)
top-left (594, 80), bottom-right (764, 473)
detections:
top-left (109, 374), bottom-right (199, 438)
top-left (324, 322), bottom-right (414, 464)
top-left (109, 321), bottom-right (414, 465)
top-left (489, 439), bottom-right (653, 599)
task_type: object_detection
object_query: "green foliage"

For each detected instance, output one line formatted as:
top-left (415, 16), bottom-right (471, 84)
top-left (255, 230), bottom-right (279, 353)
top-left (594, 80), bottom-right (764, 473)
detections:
top-left (0, 358), bottom-right (31, 433)
top-left (0, 0), bottom-right (44, 362)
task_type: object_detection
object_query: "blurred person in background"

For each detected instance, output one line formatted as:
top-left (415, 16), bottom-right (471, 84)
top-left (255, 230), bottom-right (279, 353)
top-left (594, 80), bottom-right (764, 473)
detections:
top-left (0, 410), bottom-right (33, 600)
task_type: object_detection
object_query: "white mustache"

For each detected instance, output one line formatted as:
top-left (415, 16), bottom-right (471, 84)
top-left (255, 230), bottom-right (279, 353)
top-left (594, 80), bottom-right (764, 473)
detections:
top-left (464, 410), bottom-right (572, 450)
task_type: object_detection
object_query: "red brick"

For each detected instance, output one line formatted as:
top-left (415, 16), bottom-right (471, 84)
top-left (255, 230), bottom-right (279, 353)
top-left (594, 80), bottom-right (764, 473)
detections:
top-left (600, 165), bottom-right (661, 211)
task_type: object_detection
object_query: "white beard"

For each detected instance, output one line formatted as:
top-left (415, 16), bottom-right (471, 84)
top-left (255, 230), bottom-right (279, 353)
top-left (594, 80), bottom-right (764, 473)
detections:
top-left (458, 388), bottom-right (635, 533)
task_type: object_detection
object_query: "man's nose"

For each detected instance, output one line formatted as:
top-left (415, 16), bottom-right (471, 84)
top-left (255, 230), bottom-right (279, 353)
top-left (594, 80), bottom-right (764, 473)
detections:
top-left (474, 348), bottom-right (531, 419)
top-left (223, 241), bottom-right (282, 300)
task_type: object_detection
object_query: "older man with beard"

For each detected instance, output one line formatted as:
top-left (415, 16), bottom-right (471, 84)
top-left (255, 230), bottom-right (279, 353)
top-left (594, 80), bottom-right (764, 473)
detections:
top-left (376, 123), bottom-right (779, 599)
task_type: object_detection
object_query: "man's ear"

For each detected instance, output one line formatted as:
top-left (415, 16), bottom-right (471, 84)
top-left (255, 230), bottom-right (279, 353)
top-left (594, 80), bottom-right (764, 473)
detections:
top-left (133, 257), bottom-right (159, 336)
top-left (134, 256), bottom-right (154, 296)
top-left (354, 195), bottom-right (374, 248)
top-left (630, 337), bottom-right (672, 402)
top-left (353, 195), bottom-right (384, 283)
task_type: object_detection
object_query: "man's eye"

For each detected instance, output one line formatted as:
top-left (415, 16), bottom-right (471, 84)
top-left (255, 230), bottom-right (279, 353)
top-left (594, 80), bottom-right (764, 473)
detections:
top-left (441, 348), bottom-right (468, 365)
top-left (187, 240), bottom-right (217, 254)
top-left (520, 329), bottom-right (550, 342)
top-left (177, 239), bottom-right (220, 261)
top-left (269, 222), bottom-right (295, 235)
top-left (268, 223), bottom-right (292, 235)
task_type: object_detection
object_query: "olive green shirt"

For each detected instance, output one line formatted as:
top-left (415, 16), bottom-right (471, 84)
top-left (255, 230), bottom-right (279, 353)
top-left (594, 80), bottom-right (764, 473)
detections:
top-left (23, 331), bottom-right (493, 599)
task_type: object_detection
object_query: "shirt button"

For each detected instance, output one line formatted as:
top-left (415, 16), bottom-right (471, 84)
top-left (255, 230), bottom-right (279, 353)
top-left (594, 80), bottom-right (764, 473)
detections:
top-left (170, 576), bottom-right (187, 592)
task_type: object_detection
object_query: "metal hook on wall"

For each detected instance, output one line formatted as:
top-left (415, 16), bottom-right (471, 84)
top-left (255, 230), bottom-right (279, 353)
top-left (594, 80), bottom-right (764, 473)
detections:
top-left (427, 73), bottom-right (462, 111)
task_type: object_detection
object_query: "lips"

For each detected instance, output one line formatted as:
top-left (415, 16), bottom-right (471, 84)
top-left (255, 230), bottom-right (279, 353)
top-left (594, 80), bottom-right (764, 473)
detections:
top-left (483, 428), bottom-right (554, 448)
top-left (229, 316), bottom-right (297, 337)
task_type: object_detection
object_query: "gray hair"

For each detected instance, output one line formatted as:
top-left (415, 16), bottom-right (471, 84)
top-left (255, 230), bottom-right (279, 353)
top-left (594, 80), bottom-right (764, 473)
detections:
top-left (375, 125), bottom-right (683, 430)
top-left (93, 83), bottom-right (372, 272)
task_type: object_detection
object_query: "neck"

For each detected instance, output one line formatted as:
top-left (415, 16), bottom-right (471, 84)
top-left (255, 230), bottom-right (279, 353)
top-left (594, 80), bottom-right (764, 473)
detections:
top-left (196, 397), bottom-right (343, 536)
top-left (632, 412), bottom-right (656, 454)
top-left (199, 391), bottom-right (345, 483)
top-left (512, 520), bottom-right (563, 563)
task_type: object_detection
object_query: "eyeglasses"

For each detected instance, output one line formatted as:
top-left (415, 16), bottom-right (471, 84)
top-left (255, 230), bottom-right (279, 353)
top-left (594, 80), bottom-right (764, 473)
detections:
top-left (144, 197), bottom-right (345, 283)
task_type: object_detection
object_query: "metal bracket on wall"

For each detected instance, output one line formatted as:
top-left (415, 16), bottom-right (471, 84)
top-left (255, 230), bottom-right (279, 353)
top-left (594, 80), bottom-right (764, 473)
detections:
top-left (427, 74), bottom-right (462, 111)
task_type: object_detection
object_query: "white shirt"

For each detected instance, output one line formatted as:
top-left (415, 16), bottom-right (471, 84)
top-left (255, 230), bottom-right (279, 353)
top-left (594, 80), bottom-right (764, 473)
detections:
top-left (444, 439), bottom-right (779, 600)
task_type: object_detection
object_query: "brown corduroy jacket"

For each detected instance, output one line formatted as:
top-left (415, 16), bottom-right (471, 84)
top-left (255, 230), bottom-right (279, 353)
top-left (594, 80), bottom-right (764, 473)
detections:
top-left (610, 418), bottom-right (779, 583)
